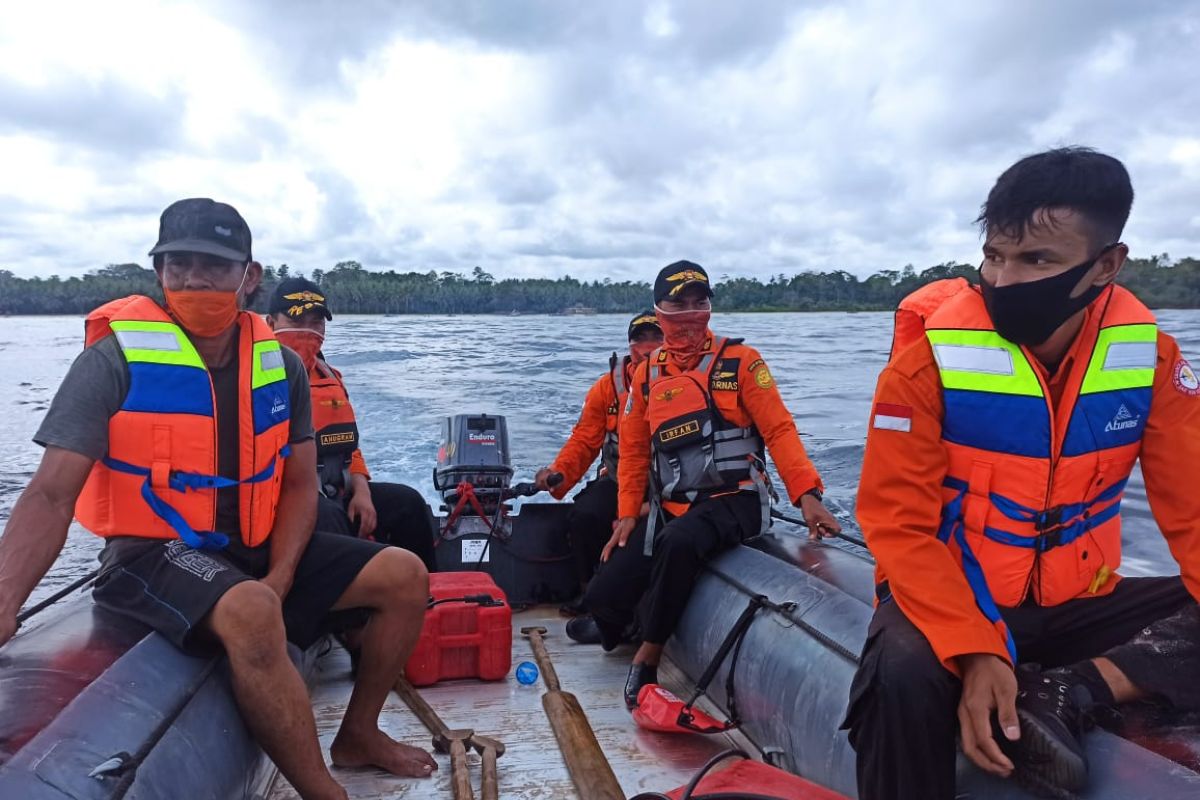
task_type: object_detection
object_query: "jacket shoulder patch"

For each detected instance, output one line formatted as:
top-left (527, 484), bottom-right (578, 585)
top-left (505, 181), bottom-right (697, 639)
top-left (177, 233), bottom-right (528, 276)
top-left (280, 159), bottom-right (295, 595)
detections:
top-left (1174, 358), bottom-right (1200, 397)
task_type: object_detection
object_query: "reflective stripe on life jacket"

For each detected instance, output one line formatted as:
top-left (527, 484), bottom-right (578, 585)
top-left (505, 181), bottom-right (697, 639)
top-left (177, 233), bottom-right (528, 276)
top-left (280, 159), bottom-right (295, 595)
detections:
top-left (641, 337), bottom-right (772, 553)
top-left (310, 359), bottom-right (360, 496)
top-left (921, 284), bottom-right (1156, 659)
top-left (599, 352), bottom-right (629, 479)
top-left (75, 295), bottom-right (291, 549)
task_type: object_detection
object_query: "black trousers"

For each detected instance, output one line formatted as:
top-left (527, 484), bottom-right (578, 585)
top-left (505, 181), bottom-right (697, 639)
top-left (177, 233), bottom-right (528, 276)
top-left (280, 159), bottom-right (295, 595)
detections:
top-left (583, 491), bottom-right (760, 644)
top-left (844, 576), bottom-right (1200, 800)
top-left (317, 481), bottom-right (438, 573)
top-left (566, 477), bottom-right (618, 587)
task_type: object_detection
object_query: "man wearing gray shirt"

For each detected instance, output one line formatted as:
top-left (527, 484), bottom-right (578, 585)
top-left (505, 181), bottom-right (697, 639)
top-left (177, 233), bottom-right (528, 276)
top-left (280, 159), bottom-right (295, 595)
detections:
top-left (0, 199), bottom-right (435, 799)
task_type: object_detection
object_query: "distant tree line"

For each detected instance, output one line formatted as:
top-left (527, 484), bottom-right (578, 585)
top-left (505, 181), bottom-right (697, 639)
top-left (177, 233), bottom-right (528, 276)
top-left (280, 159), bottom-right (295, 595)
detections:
top-left (0, 256), bottom-right (1197, 316)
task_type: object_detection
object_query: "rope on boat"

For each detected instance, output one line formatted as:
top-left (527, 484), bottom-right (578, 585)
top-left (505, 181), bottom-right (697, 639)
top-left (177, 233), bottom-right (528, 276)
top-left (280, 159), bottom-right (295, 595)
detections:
top-left (707, 567), bottom-right (861, 666)
top-left (770, 508), bottom-right (869, 550)
top-left (15, 566), bottom-right (104, 625)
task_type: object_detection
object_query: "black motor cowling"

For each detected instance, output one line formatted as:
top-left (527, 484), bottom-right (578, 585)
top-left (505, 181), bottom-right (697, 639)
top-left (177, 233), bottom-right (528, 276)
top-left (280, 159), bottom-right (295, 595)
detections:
top-left (433, 414), bottom-right (513, 512)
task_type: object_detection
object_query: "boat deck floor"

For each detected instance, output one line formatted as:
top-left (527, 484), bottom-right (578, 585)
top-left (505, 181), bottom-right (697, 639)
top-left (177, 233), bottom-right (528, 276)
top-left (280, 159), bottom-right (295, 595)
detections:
top-left (267, 607), bottom-right (752, 799)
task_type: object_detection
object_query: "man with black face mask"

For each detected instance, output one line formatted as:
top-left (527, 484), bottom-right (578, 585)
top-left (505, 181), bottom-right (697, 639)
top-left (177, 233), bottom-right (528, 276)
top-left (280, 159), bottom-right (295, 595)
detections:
top-left (846, 148), bottom-right (1200, 799)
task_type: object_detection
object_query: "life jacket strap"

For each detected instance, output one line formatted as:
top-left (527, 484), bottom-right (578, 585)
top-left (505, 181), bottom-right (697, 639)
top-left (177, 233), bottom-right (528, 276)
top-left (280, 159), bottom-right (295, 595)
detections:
top-left (937, 482), bottom-right (1018, 663)
top-left (942, 475), bottom-right (1128, 552)
top-left (101, 444), bottom-right (291, 550)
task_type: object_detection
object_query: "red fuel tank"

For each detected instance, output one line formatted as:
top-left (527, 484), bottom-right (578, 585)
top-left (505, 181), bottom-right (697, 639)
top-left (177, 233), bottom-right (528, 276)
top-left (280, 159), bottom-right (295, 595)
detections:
top-left (404, 571), bottom-right (513, 686)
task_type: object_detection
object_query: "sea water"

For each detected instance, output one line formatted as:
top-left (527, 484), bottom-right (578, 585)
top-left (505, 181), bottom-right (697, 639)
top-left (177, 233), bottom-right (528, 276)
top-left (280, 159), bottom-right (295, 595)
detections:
top-left (2, 310), bottom-right (1197, 605)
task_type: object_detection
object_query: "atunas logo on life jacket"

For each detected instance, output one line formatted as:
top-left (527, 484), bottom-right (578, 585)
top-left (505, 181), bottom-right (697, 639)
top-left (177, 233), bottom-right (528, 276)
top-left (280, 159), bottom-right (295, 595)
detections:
top-left (1104, 404), bottom-right (1141, 433)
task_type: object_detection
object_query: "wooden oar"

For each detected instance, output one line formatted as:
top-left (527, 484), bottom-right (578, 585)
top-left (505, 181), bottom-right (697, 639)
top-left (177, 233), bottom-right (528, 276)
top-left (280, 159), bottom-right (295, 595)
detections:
top-left (393, 676), bottom-right (506, 800)
top-left (521, 626), bottom-right (624, 800)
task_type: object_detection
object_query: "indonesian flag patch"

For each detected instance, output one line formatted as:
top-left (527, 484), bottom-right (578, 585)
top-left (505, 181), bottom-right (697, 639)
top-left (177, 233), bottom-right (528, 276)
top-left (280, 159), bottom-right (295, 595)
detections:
top-left (873, 402), bottom-right (913, 432)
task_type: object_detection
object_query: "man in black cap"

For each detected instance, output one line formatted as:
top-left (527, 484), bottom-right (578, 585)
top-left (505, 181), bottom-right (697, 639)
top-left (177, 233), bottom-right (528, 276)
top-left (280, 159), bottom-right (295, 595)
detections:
top-left (590, 260), bottom-right (841, 708)
top-left (266, 277), bottom-right (437, 573)
top-left (531, 310), bottom-right (663, 627)
top-left (0, 198), bottom-right (436, 799)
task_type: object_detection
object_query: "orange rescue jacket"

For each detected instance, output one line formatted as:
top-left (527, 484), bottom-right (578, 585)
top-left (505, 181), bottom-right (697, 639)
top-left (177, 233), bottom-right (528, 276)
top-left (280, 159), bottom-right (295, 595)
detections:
top-left (75, 295), bottom-right (290, 549)
top-left (618, 332), bottom-right (822, 530)
top-left (310, 358), bottom-right (369, 495)
top-left (866, 282), bottom-right (1165, 665)
top-left (549, 354), bottom-right (630, 499)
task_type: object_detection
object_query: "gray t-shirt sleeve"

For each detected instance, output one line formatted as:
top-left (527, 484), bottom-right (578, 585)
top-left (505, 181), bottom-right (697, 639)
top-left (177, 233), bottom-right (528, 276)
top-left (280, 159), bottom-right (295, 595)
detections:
top-left (282, 347), bottom-right (315, 444)
top-left (33, 336), bottom-right (127, 461)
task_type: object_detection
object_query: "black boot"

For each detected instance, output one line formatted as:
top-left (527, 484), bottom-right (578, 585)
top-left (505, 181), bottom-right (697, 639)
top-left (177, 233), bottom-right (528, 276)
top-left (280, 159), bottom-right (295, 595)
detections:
top-left (565, 614), bottom-right (603, 645)
top-left (998, 666), bottom-right (1092, 796)
top-left (624, 663), bottom-right (658, 710)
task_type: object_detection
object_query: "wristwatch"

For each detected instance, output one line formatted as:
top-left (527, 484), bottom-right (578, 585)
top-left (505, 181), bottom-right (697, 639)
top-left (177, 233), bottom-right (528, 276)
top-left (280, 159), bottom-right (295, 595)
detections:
top-left (799, 487), bottom-right (823, 503)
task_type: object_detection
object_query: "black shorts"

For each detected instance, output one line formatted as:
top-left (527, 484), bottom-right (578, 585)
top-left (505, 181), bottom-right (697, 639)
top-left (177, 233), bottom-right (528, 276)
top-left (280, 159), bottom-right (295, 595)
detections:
top-left (92, 532), bottom-right (387, 652)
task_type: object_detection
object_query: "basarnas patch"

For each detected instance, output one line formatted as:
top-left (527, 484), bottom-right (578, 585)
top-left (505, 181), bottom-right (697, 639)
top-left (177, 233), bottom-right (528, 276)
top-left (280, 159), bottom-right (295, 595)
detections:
top-left (1174, 358), bottom-right (1200, 397)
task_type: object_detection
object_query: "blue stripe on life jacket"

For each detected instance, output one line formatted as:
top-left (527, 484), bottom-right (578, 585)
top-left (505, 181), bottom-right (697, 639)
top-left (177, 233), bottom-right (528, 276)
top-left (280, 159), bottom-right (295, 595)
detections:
top-left (123, 362), bottom-right (214, 416)
top-left (941, 389), bottom-right (1050, 459)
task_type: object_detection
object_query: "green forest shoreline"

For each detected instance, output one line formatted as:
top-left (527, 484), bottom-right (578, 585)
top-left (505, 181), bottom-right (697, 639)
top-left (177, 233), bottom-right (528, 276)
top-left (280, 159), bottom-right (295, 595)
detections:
top-left (2, 256), bottom-right (1197, 315)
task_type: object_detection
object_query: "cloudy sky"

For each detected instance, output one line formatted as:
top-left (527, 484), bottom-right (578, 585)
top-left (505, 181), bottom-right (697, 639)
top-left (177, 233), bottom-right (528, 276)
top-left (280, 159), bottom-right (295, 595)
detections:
top-left (1, 0), bottom-right (1198, 281)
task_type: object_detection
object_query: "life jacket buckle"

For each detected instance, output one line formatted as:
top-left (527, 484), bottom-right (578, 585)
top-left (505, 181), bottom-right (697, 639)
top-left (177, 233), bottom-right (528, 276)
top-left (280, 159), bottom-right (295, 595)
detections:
top-left (1034, 506), bottom-right (1066, 551)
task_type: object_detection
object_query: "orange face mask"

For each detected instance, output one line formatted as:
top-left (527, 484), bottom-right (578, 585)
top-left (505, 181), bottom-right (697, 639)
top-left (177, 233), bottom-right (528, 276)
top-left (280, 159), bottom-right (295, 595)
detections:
top-left (654, 305), bottom-right (711, 370)
top-left (273, 328), bottom-right (325, 371)
top-left (164, 288), bottom-right (240, 338)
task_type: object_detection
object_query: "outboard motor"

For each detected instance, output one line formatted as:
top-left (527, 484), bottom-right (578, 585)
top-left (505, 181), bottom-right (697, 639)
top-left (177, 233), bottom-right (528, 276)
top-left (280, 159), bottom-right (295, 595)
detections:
top-left (434, 414), bottom-right (514, 514)
top-left (431, 413), bottom-right (576, 605)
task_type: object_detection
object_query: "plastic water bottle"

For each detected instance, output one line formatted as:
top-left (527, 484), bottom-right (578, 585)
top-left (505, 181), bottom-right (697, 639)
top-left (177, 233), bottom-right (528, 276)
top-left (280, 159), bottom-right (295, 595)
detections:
top-left (515, 660), bottom-right (539, 686)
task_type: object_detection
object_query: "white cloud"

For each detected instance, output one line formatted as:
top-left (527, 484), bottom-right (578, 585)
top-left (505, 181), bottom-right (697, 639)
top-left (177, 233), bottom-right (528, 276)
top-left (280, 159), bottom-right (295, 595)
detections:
top-left (0, 0), bottom-right (1198, 280)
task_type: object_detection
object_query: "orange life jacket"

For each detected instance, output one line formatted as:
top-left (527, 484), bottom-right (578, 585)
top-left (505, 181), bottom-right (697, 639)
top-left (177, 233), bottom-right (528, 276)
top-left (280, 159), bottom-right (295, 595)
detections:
top-left (640, 337), bottom-right (772, 552)
top-left (890, 276), bottom-right (973, 361)
top-left (310, 358), bottom-right (360, 496)
top-left (599, 352), bottom-right (631, 478)
top-left (919, 282), bottom-right (1156, 660)
top-left (75, 295), bottom-right (291, 549)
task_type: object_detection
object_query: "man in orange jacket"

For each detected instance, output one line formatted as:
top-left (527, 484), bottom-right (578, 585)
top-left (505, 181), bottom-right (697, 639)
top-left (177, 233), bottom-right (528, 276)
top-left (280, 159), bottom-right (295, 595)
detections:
top-left (0, 199), bottom-right (436, 799)
top-left (532, 310), bottom-right (662, 620)
top-left (590, 260), bottom-right (842, 708)
top-left (846, 148), bottom-right (1200, 799)
top-left (266, 278), bottom-right (437, 573)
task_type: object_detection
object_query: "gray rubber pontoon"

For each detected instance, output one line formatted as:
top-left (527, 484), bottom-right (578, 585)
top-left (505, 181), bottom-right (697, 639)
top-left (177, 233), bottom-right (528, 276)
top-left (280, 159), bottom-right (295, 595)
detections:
top-left (0, 594), bottom-right (312, 799)
top-left (4, 526), bottom-right (1199, 799)
top-left (667, 532), bottom-right (1200, 799)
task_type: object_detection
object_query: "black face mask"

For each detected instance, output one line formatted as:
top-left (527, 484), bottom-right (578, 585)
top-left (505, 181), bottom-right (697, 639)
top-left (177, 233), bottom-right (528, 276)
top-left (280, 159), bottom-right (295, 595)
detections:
top-left (979, 245), bottom-right (1116, 346)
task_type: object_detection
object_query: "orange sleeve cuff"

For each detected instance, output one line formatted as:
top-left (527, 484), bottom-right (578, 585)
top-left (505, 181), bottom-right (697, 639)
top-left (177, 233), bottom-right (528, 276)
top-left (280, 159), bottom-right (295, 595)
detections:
top-left (349, 449), bottom-right (370, 479)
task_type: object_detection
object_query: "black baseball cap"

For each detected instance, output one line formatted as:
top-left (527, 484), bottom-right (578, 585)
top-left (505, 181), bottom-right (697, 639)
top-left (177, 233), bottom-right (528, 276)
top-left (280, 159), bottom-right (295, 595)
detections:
top-left (627, 309), bottom-right (661, 340)
top-left (269, 277), bottom-right (333, 320)
top-left (653, 260), bottom-right (714, 304)
top-left (148, 198), bottom-right (252, 262)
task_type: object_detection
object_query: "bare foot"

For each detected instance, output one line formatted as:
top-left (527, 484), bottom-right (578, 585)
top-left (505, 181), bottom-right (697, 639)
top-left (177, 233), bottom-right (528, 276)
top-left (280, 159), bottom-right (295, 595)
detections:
top-left (330, 728), bottom-right (438, 778)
